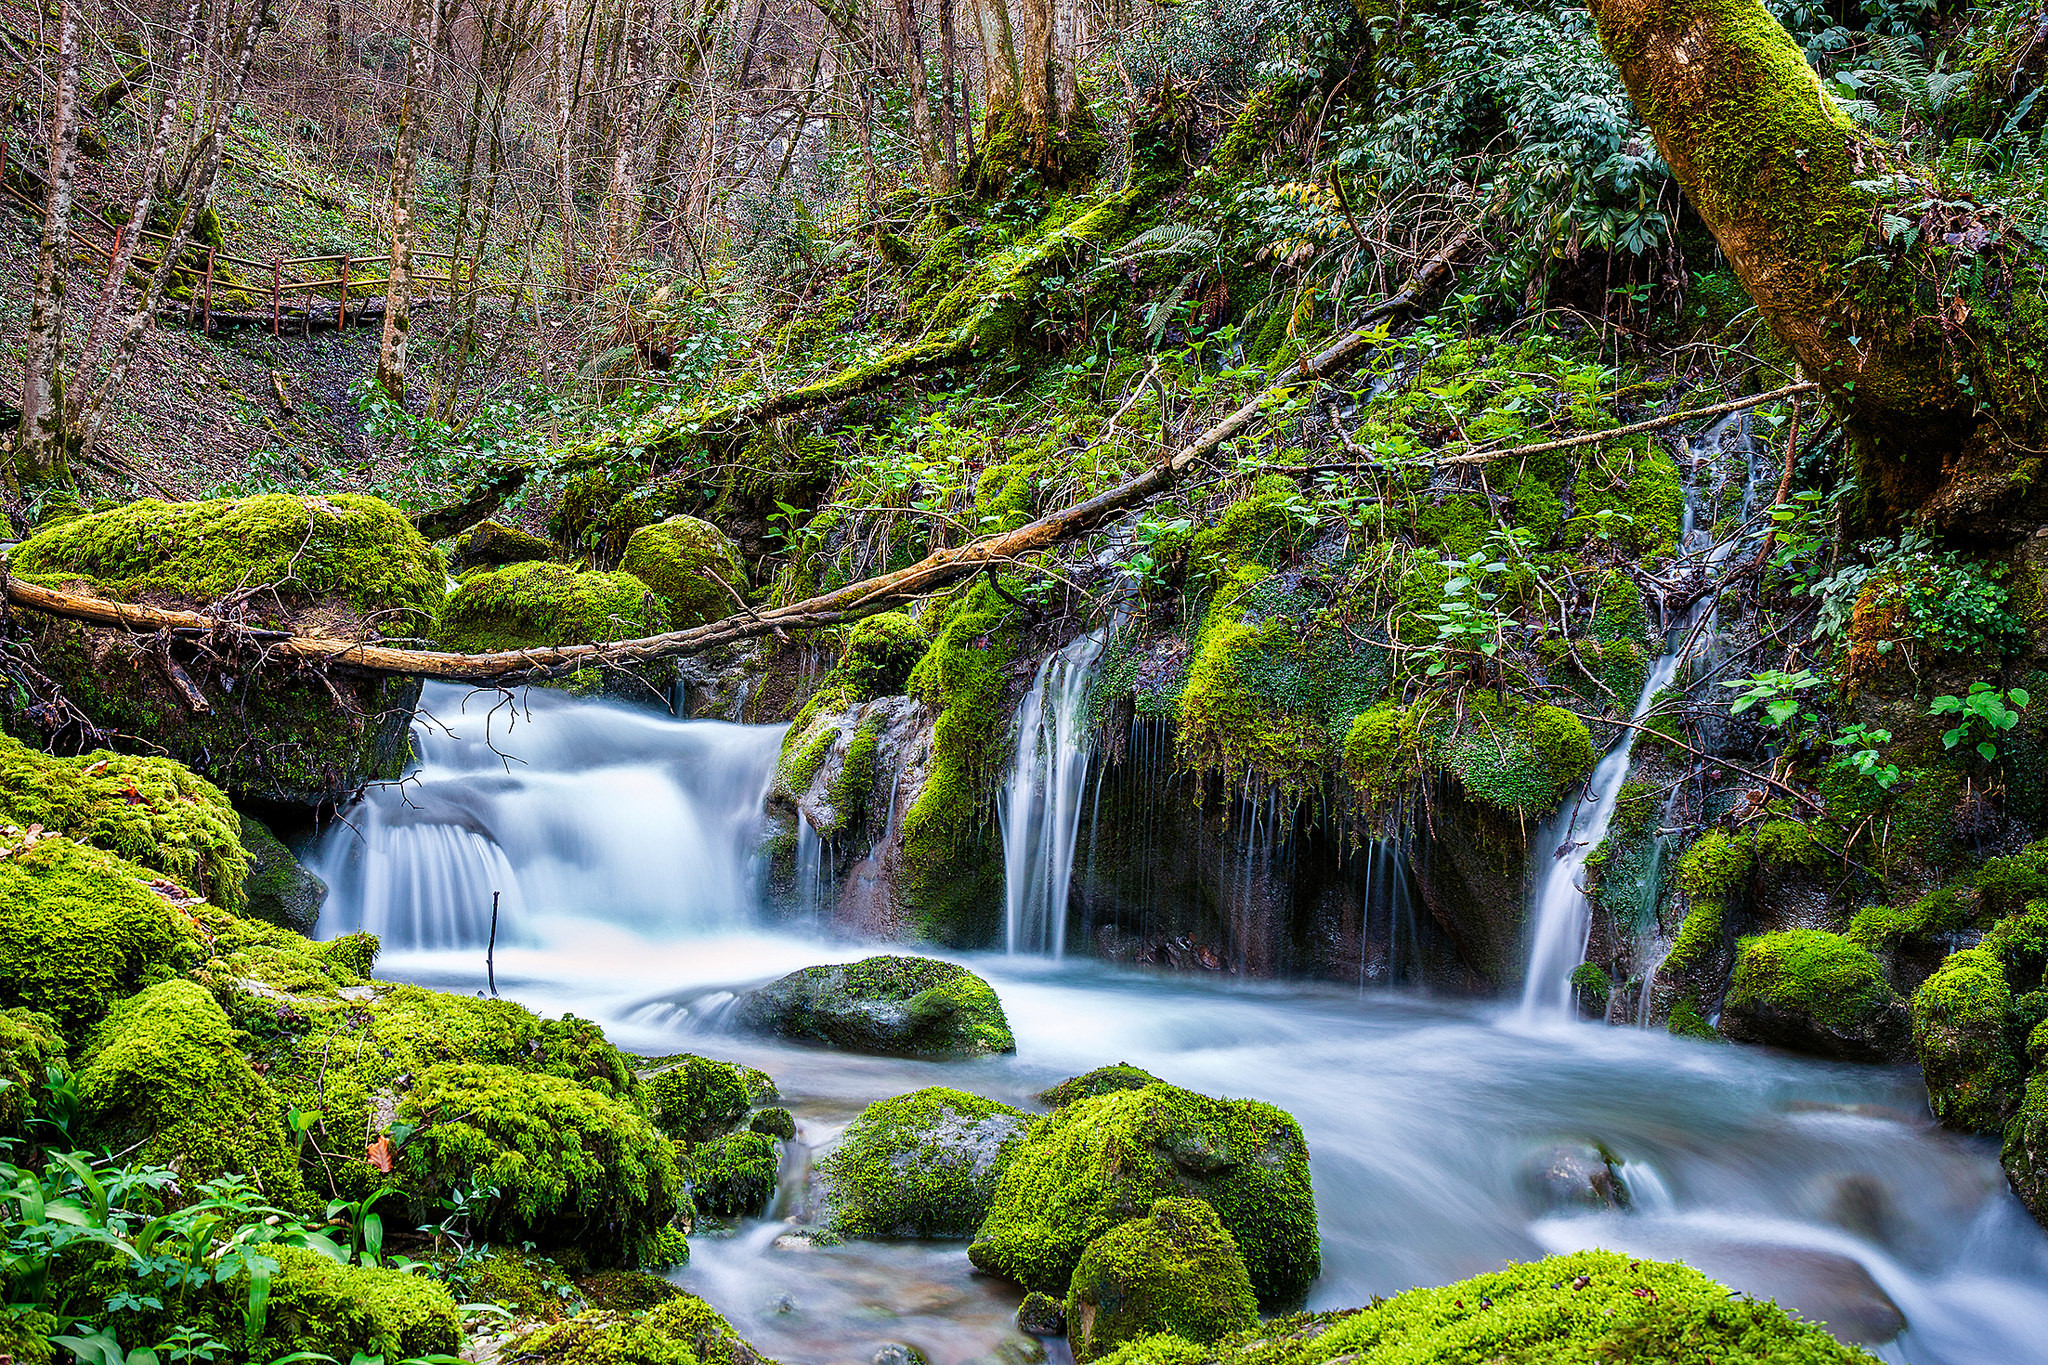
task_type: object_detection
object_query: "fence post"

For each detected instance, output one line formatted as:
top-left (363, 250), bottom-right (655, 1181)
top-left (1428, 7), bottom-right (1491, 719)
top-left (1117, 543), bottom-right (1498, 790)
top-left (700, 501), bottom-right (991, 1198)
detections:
top-left (338, 257), bottom-right (349, 331)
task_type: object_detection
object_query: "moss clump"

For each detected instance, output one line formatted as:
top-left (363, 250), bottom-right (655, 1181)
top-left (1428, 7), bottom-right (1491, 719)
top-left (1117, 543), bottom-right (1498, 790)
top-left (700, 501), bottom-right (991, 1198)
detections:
top-left (1342, 704), bottom-right (1421, 807)
top-left (837, 612), bottom-right (927, 698)
top-left (618, 515), bottom-right (749, 629)
top-left (0, 836), bottom-right (202, 1034)
top-left (1091, 1249), bottom-right (1871, 1365)
top-left (1913, 944), bottom-right (2019, 1131)
top-left (682, 1129), bottom-right (779, 1218)
top-left (8, 493), bottom-right (443, 626)
top-left (1676, 828), bottom-right (1754, 900)
top-left (245, 1246), bottom-right (461, 1360)
top-left (1066, 1197), bottom-right (1259, 1362)
top-left (237, 814), bottom-right (325, 934)
top-left (1667, 997), bottom-right (1719, 1040)
top-left (969, 1082), bottom-right (1318, 1306)
top-left (446, 519), bottom-right (555, 573)
top-left (734, 955), bottom-right (1015, 1057)
top-left (642, 1292), bottom-right (773, 1365)
top-left (646, 1054), bottom-right (755, 1144)
top-left (749, 1106), bottom-right (797, 1139)
top-left (0, 734), bottom-right (249, 909)
top-left (1037, 1063), bottom-right (1165, 1109)
top-left (396, 1062), bottom-right (682, 1266)
top-left (442, 1247), bottom-right (585, 1321)
top-left (506, 1312), bottom-right (698, 1365)
top-left (1186, 476), bottom-right (1312, 589)
top-left (817, 1086), bottom-right (1033, 1239)
top-left (1569, 963), bottom-right (1611, 1009)
top-left (77, 979), bottom-right (307, 1208)
top-left (0, 1008), bottom-right (64, 1140)
top-left (434, 561), bottom-right (668, 653)
top-left (1719, 931), bottom-right (1909, 1061)
top-left (1432, 699), bottom-right (1596, 818)
top-left (188, 904), bottom-right (372, 998)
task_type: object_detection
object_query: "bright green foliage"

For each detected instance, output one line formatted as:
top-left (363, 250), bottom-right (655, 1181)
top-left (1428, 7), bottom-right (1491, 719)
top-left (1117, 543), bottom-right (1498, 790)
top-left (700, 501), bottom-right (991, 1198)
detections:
top-left (1185, 475), bottom-right (1314, 590)
top-left (578, 1270), bottom-right (686, 1312)
top-left (77, 980), bottom-right (308, 1209)
top-left (681, 1130), bottom-right (779, 1218)
top-left (1719, 931), bottom-right (1909, 1061)
top-left (749, 1106), bottom-right (797, 1139)
top-left (646, 1054), bottom-right (756, 1143)
top-left (1431, 698), bottom-right (1595, 817)
top-left (7, 493), bottom-right (444, 627)
top-left (441, 1246), bottom-right (588, 1321)
top-left (642, 1291), bottom-right (773, 1365)
top-left (1038, 1063), bottom-right (1165, 1108)
top-left (1914, 944), bottom-right (2020, 1131)
top-left (0, 1008), bottom-right (64, 1140)
top-left (1676, 829), bottom-right (1754, 900)
top-left (733, 955), bottom-right (1016, 1057)
top-left (1342, 705), bottom-right (1420, 807)
top-left (248, 1245), bottom-right (462, 1360)
top-left (1091, 1249), bottom-right (1871, 1365)
top-left (816, 1086), bottom-right (1033, 1238)
top-left (434, 560), bottom-right (668, 652)
top-left (0, 836), bottom-right (202, 1034)
top-left (1569, 963), bottom-right (1611, 1008)
top-left (190, 903), bottom-right (374, 997)
top-left (618, 515), bottom-right (749, 629)
top-left (0, 734), bottom-right (249, 909)
top-left (836, 612), bottom-right (928, 698)
top-left (968, 1082), bottom-right (1318, 1305)
top-left (396, 1062), bottom-right (682, 1266)
top-left (508, 1312), bottom-right (700, 1365)
top-left (1065, 1198), bottom-right (1259, 1362)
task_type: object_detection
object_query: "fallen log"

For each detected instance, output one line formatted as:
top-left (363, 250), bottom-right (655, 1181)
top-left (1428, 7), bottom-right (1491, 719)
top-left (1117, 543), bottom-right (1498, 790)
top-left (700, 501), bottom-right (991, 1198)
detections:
top-left (4, 216), bottom-right (1489, 685)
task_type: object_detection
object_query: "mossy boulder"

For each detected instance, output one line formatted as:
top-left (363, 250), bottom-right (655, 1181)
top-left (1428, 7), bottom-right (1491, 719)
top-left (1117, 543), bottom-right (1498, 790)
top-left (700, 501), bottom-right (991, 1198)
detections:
top-left (244, 1245), bottom-right (461, 1360)
top-left (0, 733), bottom-right (248, 908)
top-left (968, 1082), bottom-right (1318, 1306)
top-left (836, 612), bottom-right (928, 698)
top-left (1913, 943), bottom-right (2022, 1131)
top-left (1038, 1063), bottom-right (1166, 1108)
top-left (618, 515), bottom-right (748, 629)
top-left (749, 1106), bottom-right (797, 1139)
top-left (816, 1086), bottom-right (1033, 1238)
top-left (189, 903), bottom-right (374, 999)
top-left (432, 560), bottom-right (672, 699)
top-left (643, 1292), bottom-right (777, 1365)
top-left (3, 494), bottom-right (441, 808)
top-left (682, 1129), bottom-right (779, 1218)
top-left (732, 955), bottom-right (1015, 1058)
top-left (237, 814), bottom-right (325, 933)
top-left (505, 1312), bottom-right (697, 1365)
top-left (1065, 1198), bottom-right (1259, 1362)
top-left (645, 1053), bottom-right (758, 1143)
top-left (0, 1007), bottom-right (64, 1140)
top-left (1090, 1249), bottom-right (1872, 1365)
top-left (0, 835), bottom-right (203, 1033)
top-left (77, 979), bottom-right (307, 1208)
top-left (446, 519), bottom-right (556, 573)
top-left (1719, 930), bottom-right (1911, 1061)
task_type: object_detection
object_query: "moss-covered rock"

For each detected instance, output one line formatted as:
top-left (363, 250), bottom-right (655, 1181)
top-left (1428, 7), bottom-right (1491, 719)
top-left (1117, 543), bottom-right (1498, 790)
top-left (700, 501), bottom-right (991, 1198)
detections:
top-left (1719, 930), bottom-right (1911, 1061)
top-left (836, 612), bottom-right (928, 699)
top-left (1037, 1063), bottom-right (1165, 1108)
top-left (968, 1082), bottom-right (1318, 1306)
top-left (77, 979), bottom-right (307, 1208)
top-left (1065, 1198), bottom-right (1259, 1362)
top-left (0, 734), bottom-right (249, 909)
top-left (816, 1086), bottom-right (1033, 1238)
top-left (732, 955), bottom-right (1015, 1057)
top-left (682, 1129), bottom-right (779, 1218)
top-left (246, 1245), bottom-right (461, 1360)
top-left (1913, 943), bottom-right (2022, 1132)
top-left (0, 835), bottom-right (203, 1033)
top-left (1090, 1249), bottom-right (1871, 1365)
top-left (577, 1269), bottom-right (686, 1312)
top-left (433, 560), bottom-right (672, 698)
top-left (505, 1311), bottom-right (698, 1365)
top-left (0, 1007), bottom-right (64, 1141)
top-left (645, 1053), bottom-right (757, 1143)
top-left (642, 1291), bottom-right (778, 1365)
top-left (3, 494), bottom-right (440, 808)
top-left (237, 814), bottom-right (325, 933)
top-left (618, 515), bottom-right (749, 629)
top-left (447, 519), bottom-right (556, 573)
top-left (749, 1106), bottom-right (796, 1139)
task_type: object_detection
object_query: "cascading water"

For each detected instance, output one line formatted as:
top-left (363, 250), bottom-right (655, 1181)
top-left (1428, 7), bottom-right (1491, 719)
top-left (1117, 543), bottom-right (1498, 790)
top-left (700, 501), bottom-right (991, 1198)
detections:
top-left (1519, 413), bottom-right (1759, 1018)
top-left (312, 682), bottom-right (785, 949)
top-left (998, 630), bottom-right (1106, 956)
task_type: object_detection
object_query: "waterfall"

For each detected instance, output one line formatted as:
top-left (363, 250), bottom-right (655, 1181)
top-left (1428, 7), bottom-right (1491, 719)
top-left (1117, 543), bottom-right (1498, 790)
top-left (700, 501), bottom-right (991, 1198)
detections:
top-left (313, 682), bottom-right (785, 950)
top-left (999, 630), bottom-right (1107, 957)
top-left (1519, 413), bottom-right (1760, 1018)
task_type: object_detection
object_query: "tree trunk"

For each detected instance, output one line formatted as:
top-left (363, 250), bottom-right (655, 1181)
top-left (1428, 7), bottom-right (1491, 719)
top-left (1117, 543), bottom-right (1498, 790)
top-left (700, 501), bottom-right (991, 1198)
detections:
top-left (1053, 0), bottom-right (1076, 125)
top-left (1014, 0), bottom-right (1053, 131)
top-left (603, 0), bottom-right (652, 280)
top-left (937, 0), bottom-right (958, 185)
top-left (898, 0), bottom-right (942, 186)
top-left (978, 0), bottom-right (1017, 126)
top-left (377, 0), bottom-right (432, 398)
top-left (17, 0), bottom-right (82, 484)
top-left (551, 0), bottom-right (580, 300)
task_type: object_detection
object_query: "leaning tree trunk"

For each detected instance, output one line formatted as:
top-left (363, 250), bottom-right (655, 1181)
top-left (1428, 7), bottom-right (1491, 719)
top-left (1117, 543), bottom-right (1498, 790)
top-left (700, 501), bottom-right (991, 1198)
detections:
top-left (1587, 0), bottom-right (2044, 526)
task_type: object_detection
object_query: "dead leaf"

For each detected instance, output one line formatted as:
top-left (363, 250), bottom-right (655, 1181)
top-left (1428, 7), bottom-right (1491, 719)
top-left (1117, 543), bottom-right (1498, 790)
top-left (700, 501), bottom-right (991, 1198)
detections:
top-left (366, 1135), bottom-right (395, 1173)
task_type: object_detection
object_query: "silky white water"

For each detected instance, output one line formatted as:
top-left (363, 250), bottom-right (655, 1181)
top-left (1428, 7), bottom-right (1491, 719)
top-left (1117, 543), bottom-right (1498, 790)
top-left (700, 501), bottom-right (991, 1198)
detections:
top-left (998, 630), bottom-right (1106, 957)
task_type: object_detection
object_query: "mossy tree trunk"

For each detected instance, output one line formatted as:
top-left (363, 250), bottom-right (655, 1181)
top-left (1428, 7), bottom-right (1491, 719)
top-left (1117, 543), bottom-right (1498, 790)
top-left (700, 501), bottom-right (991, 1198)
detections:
top-left (1587, 0), bottom-right (2045, 527)
top-left (15, 0), bottom-right (81, 488)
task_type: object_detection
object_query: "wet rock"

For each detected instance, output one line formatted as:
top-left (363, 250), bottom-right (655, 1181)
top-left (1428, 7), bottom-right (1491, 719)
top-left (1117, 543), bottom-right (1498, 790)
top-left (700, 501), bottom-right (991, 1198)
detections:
top-left (445, 519), bottom-right (554, 574)
top-left (870, 1345), bottom-right (929, 1365)
top-left (1037, 1062), bottom-right (1164, 1108)
top-left (1016, 1291), bottom-right (1065, 1337)
top-left (732, 955), bottom-right (1015, 1058)
top-left (238, 813), bottom-right (325, 934)
top-left (1519, 1141), bottom-right (1628, 1212)
top-left (969, 1082), bottom-right (1317, 1306)
top-left (750, 1105), bottom-right (798, 1139)
top-left (1066, 1198), bottom-right (1259, 1361)
top-left (816, 1086), bottom-right (1033, 1238)
top-left (1719, 931), bottom-right (1911, 1061)
top-left (1678, 1239), bottom-right (1907, 1345)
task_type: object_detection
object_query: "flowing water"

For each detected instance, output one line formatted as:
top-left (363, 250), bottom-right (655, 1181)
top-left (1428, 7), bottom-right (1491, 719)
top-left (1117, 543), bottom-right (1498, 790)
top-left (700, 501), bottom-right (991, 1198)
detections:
top-left (999, 631), bottom-right (1107, 957)
top-left (320, 685), bottom-right (2048, 1365)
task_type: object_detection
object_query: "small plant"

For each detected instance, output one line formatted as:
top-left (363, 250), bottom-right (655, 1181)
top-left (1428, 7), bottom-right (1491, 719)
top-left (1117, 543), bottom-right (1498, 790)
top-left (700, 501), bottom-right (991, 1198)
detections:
top-left (1828, 723), bottom-right (1900, 791)
top-left (1724, 669), bottom-right (1825, 729)
top-left (1931, 682), bottom-right (2031, 761)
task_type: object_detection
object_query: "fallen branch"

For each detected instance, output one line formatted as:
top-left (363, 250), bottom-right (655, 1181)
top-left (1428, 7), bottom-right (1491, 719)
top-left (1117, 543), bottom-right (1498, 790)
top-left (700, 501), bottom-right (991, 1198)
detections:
top-left (1432, 381), bottom-right (1818, 466)
top-left (4, 216), bottom-right (1490, 684)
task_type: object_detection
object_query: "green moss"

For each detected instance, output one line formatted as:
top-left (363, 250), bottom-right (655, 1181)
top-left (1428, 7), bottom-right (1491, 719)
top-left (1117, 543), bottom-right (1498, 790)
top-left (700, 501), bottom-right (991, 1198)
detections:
top-left (0, 734), bottom-right (249, 909)
top-left (1566, 442), bottom-right (1684, 555)
top-left (1667, 996), bottom-right (1719, 1040)
top-left (824, 716), bottom-right (883, 832)
top-left (246, 1246), bottom-right (462, 1360)
top-left (1186, 476), bottom-right (1310, 589)
top-left (190, 904), bottom-right (374, 998)
top-left (237, 814), bottom-right (325, 934)
top-left (1979, 847), bottom-right (2048, 918)
top-left (681, 1130), bottom-right (779, 1218)
top-left (1850, 886), bottom-right (1976, 952)
top-left (0, 1007), bottom-right (64, 1140)
top-left (442, 1246), bottom-right (586, 1321)
top-left (1342, 704), bottom-right (1420, 806)
top-left (77, 979), bottom-right (307, 1209)
top-left (735, 955), bottom-right (1015, 1057)
top-left (618, 515), bottom-right (749, 629)
top-left (1569, 963), bottom-right (1611, 1009)
top-left (646, 1054), bottom-right (755, 1144)
top-left (817, 1086), bottom-right (1033, 1239)
top-left (642, 1292), bottom-right (774, 1365)
top-left (1092, 1249), bottom-right (1870, 1365)
top-left (434, 560), bottom-right (668, 653)
top-left (1720, 930), bottom-right (1909, 1060)
top-left (508, 1312), bottom-right (700, 1365)
top-left (8, 493), bottom-right (443, 630)
top-left (1066, 1197), bottom-right (1259, 1362)
top-left (1432, 698), bottom-right (1595, 818)
top-left (0, 835), bottom-right (203, 1034)
top-left (1661, 898), bottom-right (1725, 984)
top-left (1913, 944), bottom-right (2021, 1132)
top-left (837, 612), bottom-right (927, 698)
top-left (1755, 819), bottom-right (1825, 872)
top-left (578, 1270), bottom-right (686, 1312)
top-left (968, 1082), bottom-right (1318, 1306)
top-left (1676, 829), bottom-right (1754, 899)
top-left (749, 1106), bottom-right (796, 1139)
top-left (446, 519), bottom-right (556, 573)
top-left (1037, 1063), bottom-right (1165, 1109)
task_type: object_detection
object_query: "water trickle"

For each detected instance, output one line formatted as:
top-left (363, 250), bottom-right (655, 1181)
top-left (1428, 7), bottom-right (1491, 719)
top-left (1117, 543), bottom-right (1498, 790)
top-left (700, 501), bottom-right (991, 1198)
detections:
top-left (999, 630), bottom-right (1107, 957)
top-left (312, 683), bottom-right (785, 949)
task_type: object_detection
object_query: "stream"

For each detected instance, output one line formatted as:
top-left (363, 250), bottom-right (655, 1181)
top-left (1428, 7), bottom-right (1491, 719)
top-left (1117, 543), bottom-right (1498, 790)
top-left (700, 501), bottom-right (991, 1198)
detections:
top-left (318, 685), bottom-right (2048, 1365)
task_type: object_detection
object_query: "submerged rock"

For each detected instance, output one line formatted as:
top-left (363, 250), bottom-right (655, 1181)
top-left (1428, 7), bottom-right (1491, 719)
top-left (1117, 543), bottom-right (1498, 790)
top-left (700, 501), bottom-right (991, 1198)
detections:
top-left (1719, 930), bottom-right (1910, 1061)
top-left (968, 1082), bottom-right (1317, 1305)
top-left (1066, 1198), bottom-right (1258, 1361)
top-left (1517, 1140), bottom-right (1628, 1213)
top-left (238, 813), bottom-right (325, 933)
top-left (4, 494), bottom-right (440, 809)
top-left (815, 1086), bottom-right (1033, 1238)
top-left (732, 955), bottom-right (1015, 1058)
